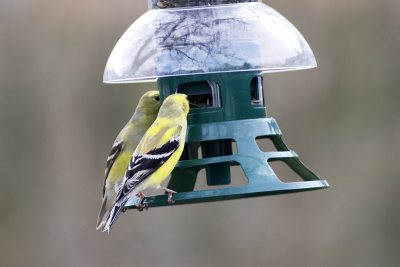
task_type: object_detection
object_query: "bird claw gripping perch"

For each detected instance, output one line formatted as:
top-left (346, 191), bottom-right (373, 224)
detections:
top-left (135, 192), bottom-right (149, 211)
top-left (161, 187), bottom-right (177, 204)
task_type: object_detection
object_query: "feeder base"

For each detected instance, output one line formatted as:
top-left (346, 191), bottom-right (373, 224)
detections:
top-left (125, 117), bottom-right (329, 209)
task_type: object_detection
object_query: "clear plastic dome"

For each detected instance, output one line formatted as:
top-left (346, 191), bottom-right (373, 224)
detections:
top-left (104, 2), bottom-right (317, 83)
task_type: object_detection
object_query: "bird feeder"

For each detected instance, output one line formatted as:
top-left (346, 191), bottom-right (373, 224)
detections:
top-left (103, 0), bottom-right (329, 208)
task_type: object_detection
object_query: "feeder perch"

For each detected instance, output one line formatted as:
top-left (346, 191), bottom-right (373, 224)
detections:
top-left (103, 0), bottom-right (329, 208)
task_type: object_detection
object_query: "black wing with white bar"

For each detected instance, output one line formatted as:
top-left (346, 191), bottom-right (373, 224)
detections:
top-left (103, 139), bottom-right (124, 196)
top-left (115, 136), bottom-right (181, 204)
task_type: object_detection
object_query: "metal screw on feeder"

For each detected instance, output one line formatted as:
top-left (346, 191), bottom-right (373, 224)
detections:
top-left (103, 0), bottom-right (329, 208)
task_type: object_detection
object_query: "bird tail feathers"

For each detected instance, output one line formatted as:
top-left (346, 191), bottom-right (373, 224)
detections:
top-left (96, 196), bottom-right (109, 230)
top-left (102, 199), bottom-right (128, 233)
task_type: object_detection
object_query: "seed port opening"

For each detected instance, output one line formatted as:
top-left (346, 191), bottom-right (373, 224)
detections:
top-left (250, 76), bottom-right (264, 105)
top-left (267, 159), bottom-right (305, 183)
top-left (177, 80), bottom-right (221, 109)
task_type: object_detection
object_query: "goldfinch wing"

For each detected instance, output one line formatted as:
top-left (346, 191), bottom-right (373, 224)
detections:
top-left (103, 139), bottom-right (124, 195)
top-left (115, 126), bottom-right (182, 204)
top-left (104, 126), bottom-right (182, 231)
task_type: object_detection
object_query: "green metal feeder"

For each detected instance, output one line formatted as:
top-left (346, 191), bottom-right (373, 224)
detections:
top-left (103, 0), bottom-right (329, 208)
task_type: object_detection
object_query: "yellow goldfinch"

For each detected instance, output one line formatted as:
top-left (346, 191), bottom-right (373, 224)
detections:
top-left (102, 93), bottom-right (189, 232)
top-left (96, 90), bottom-right (161, 230)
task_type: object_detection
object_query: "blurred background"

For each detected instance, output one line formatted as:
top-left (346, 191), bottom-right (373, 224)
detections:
top-left (1, 0), bottom-right (399, 266)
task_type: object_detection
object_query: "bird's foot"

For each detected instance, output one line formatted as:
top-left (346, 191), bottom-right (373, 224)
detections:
top-left (136, 192), bottom-right (148, 212)
top-left (137, 204), bottom-right (149, 212)
top-left (161, 187), bottom-right (177, 204)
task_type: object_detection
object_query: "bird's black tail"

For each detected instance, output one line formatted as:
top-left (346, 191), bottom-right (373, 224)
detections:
top-left (102, 199), bottom-right (128, 233)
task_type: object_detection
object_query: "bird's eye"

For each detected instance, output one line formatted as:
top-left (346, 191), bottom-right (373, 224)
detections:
top-left (154, 96), bottom-right (160, 101)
